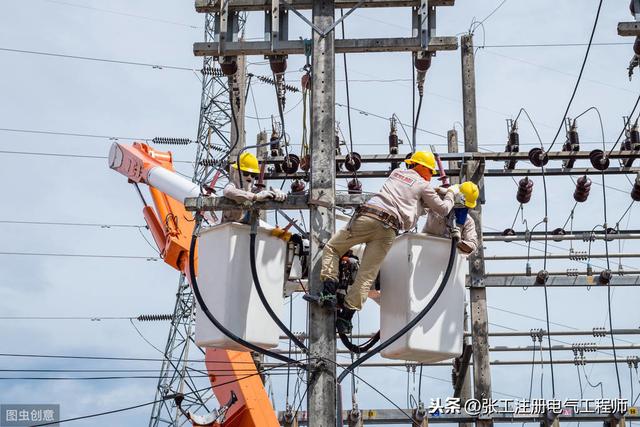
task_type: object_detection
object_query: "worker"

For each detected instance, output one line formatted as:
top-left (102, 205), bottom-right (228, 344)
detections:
top-left (423, 181), bottom-right (480, 255)
top-left (222, 152), bottom-right (286, 223)
top-left (304, 151), bottom-right (458, 334)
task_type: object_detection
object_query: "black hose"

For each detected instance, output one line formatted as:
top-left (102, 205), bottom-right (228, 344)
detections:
top-left (249, 222), bottom-right (308, 352)
top-left (412, 94), bottom-right (424, 152)
top-left (187, 230), bottom-right (303, 367)
top-left (338, 331), bottom-right (380, 354)
top-left (336, 237), bottom-right (457, 384)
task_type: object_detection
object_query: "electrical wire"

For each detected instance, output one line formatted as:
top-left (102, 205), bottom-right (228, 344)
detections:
top-left (601, 171), bottom-right (623, 398)
top-left (28, 364), bottom-right (287, 427)
top-left (0, 251), bottom-right (158, 260)
top-left (607, 93), bottom-right (640, 157)
top-left (41, 0), bottom-right (200, 29)
top-left (0, 149), bottom-right (194, 164)
top-left (335, 102), bottom-right (447, 139)
top-left (545, 0), bottom-right (603, 152)
top-left (514, 107), bottom-right (556, 397)
top-left (0, 47), bottom-right (195, 71)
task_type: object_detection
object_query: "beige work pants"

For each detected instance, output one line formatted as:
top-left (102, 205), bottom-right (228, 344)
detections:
top-left (320, 215), bottom-right (396, 311)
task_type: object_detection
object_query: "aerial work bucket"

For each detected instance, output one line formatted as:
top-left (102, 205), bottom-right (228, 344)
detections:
top-left (379, 233), bottom-right (467, 363)
top-left (195, 222), bottom-right (286, 351)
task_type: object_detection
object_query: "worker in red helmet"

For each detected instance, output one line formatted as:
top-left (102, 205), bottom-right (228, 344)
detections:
top-left (304, 151), bottom-right (458, 335)
top-left (424, 181), bottom-right (479, 255)
top-left (222, 152), bottom-right (286, 223)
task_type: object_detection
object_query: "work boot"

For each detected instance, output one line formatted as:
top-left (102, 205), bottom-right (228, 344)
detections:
top-left (303, 280), bottom-right (338, 309)
top-left (336, 307), bottom-right (356, 335)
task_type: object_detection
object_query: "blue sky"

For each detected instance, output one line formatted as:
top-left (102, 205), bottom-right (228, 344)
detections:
top-left (1, 0), bottom-right (639, 425)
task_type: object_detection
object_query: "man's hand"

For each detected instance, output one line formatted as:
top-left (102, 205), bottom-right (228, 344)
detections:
top-left (270, 187), bottom-right (287, 202)
top-left (450, 225), bottom-right (461, 241)
top-left (447, 184), bottom-right (460, 195)
top-left (254, 190), bottom-right (275, 202)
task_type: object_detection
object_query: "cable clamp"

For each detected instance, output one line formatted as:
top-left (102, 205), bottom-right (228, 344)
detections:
top-left (592, 327), bottom-right (607, 337)
top-left (530, 328), bottom-right (544, 342)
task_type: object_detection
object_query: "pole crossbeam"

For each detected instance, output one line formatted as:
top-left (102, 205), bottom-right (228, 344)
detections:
top-left (277, 410), bottom-right (640, 425)
top-left (195, 0), bottom-right (454, 12)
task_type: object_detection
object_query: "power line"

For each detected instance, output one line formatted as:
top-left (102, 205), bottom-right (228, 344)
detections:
top-left (482, 41), bottom-right (632, 49)
top-left (0, 126), bottom-right (147, 141)
top-left (335, 102), bottom-right (447, 139)
top-left (41, 0), bottom-right (200, 29)
top-left (0, 251), bottom-right (159, 260)
top-left (550, 0), bottom-right (603, 152)
top-left (0, 47), bottom-right (195, 71)
top-left (29, 364), bottom-right (291, 427)
top-left (0, 149), bottom-right (194, 164)
top-left (0, 219), bottom-right (144, 228)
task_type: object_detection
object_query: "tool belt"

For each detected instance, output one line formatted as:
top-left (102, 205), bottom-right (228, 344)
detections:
top-left (356, 205), bottom-right (401, 230)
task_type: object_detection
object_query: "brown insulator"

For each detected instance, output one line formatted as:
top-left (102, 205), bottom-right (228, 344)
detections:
top-left (535, 270), bottom-right (549, 285)
top-left (598, 269), bottom-right (612, 285)
top-left (301, 73), bottom-right (311, 91)
top-left (528, 148), bottom-right (548, 167)
top-left (505, 128), bottom-right (520, 170)
top-left (631, 124), bottom-right (640, 149)
top-left (589, 149), bottom-right (610, 170)
top-left (219, 57), bottom-right (238, 76)
top-left (269, 56), bottom-right (287, 74)
top-left (389, 122), bottom-right (399, 155)
top-left (344, 152), bottom-right (362, 172)
top-left (282, 154), bottom-right (300, 174)
top-left (635, 36), bottom-right (640, 56)
top-left (291, 179), bottom-right (306, 193)
top-left (347, 178), bottom-right (362, 194)
top-left (573, 175), bottom-right (592, 203)
top-left (516, 177), bottom-right (534, 204)
top-left (631, 174), bottom-right (640, 201)
top-left (552, 228), bottom-right (566, 242)
top-left (414, 55), bottom-right (432, 73)
top-left (300, 154), bottom-right (311, 172)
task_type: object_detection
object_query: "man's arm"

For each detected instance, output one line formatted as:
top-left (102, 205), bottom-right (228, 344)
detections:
top-left (458, 216), bottom-right (479, 254)
top-left (223, 183), bottom-right (256, 203)
top-left (421, 185), bottom-right (455, 216)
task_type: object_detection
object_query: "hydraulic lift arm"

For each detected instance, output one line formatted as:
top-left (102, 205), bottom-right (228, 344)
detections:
top-left (108, 142), bottom-right (280, 427)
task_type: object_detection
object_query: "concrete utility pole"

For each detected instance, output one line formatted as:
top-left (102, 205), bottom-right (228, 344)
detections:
top-left (460, 33), bottom-right (493, 427)
top-left (447, 129), bottom-right (472, 427)
top-left (308, 0), bottom-right (337, 426)
top-left (229, 54), bottom-right (247, 160)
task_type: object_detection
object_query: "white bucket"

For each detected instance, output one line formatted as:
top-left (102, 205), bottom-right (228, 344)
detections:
top-left (379, 233), bottom-right (466, 363)
top-left (195, 222), bottom-right (286, 351)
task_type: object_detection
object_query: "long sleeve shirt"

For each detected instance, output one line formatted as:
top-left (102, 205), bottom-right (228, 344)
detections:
top-left (365, 168), bottom-right (454, 231)
top-left (222, 177), bottom-right (256, 223)
top-left (422, 211), bottom-right (478, 254)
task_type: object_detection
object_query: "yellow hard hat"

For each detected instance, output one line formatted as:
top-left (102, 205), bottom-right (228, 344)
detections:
top-left (231, 152), bottom-right (260, 174)
top-left (460, 181), bottom-right (479, 208)
top-left (405, 151), bottom-right (437, 173)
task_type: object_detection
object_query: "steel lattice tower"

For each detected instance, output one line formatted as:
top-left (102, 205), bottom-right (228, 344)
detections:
top-left (148, 12), bottom-right (240, 426)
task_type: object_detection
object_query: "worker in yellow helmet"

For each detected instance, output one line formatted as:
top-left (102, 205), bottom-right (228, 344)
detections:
top-left (222, 152), bottom-right (286, 223)
top-left (423, 181), bottom-right (479, 254)
top-left (304, 150), bottom-right (458, 335)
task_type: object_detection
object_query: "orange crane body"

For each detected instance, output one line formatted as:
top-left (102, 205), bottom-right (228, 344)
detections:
top-left (109, 142), bottom-right (280, 427)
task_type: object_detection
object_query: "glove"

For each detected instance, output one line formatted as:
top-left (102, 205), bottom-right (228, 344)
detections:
top-left (454, 193), bottom-right (466, 206)
top-left (447, 184), bottom-right (460, 195)
top-left (270, 187), bottom-right (287, 202)
top-left (450, 225), bottom-right (462, 241)
top-left (254, 190), bottom-right (274, 202)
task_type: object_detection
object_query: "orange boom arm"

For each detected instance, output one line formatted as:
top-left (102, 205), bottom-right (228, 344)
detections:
top-left (109, 142), bottom-right (279, 427)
